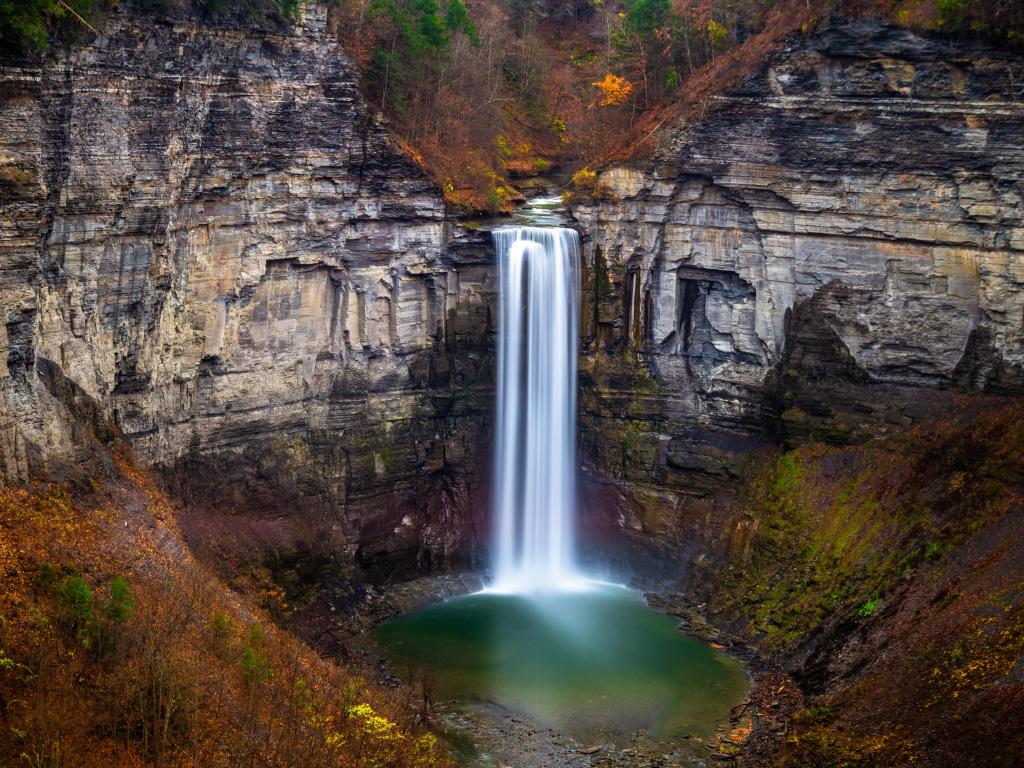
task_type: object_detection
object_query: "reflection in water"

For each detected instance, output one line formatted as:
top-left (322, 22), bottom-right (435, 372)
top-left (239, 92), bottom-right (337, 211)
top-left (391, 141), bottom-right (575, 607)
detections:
top-left (374, 585), bottom-right (749, 744)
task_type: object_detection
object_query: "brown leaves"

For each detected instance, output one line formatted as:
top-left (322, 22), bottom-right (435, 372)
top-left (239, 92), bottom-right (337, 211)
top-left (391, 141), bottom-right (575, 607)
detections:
top-left (0, 452), bottom-right (454, 768)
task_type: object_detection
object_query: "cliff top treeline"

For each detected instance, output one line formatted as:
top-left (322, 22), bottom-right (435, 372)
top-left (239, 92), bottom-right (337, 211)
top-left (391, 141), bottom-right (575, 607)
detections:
top-left (2, 0), bottom-right (1022, 210)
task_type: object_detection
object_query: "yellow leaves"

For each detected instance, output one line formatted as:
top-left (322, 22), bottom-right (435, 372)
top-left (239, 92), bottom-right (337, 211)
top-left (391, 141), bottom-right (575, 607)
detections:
top-left (410, 732), bottom-right (442, 768)
top-left (571, 167), bottom-right (597, 188)
top-left (347, 702), bottom-right (404, 741)
top-left (564, 166), bottom-right (612, 204)
top-left (591, 73), bottom-right (632, 106)
top-left (707, 19), bottom-right (728, 46)
top-left (347, 702), bottom-right (375, 719)
top-left (325, 730), bottom-right (346, 748)
top-left (415, 733), bottom-right (437, 751)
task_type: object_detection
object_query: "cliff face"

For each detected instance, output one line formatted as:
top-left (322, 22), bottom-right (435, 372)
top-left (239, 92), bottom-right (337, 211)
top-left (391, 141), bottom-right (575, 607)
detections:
top-left (2, 11), bottom-right (1022, 589)
top-left (0, 6), bottom-right (495, 579)
top-left (569, 21), bottom-right (1024, 574)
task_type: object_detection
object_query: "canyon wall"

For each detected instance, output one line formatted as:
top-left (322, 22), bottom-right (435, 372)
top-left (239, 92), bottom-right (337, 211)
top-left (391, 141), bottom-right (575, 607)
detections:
top-left (0, 5), bottom-right (495, 579)
top-left (570, 21), bottom-right (1024, 575)
top-left (2, 10), bottom-right (1022, 588)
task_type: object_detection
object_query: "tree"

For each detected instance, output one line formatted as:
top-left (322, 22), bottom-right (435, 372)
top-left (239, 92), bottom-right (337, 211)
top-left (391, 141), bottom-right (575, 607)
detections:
top-left (444, 0), bottom-right (478, 43)
top-left (0, 0), bottom-right (97, 51)
top-left (592, 73), bottom-right (633, 105)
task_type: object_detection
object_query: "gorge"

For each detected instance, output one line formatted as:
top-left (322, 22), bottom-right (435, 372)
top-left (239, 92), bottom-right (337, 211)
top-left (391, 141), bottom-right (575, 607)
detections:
top-left (0, 2), bottom-right (1022, 767)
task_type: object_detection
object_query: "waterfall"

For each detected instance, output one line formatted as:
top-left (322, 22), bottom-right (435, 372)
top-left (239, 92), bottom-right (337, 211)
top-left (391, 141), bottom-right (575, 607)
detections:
top-left (491, 224), bottom-right (582, 592)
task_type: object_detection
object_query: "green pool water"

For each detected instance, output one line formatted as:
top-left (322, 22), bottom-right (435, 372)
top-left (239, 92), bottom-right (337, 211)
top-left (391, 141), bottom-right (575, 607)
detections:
top-left (373, 584), bottom-right (749, 744)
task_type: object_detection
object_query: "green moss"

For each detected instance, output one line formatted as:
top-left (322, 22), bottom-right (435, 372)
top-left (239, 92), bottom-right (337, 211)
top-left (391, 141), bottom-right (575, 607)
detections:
top-left (712, 405), bottom-right (1024, 653)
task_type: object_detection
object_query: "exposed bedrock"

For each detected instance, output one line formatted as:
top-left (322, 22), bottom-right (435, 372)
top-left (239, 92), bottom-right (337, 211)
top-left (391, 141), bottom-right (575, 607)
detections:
top-left (569, 21), bottom-right (1024, 577)
top-left (2, 12), bottom-right (1023, 588)
top-left (0, 6), bottom-right (496, 580)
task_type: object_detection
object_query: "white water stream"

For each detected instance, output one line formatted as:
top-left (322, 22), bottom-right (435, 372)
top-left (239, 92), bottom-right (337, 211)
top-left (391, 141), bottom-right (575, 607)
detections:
top-left (491, 204), bottom-right (583, 592)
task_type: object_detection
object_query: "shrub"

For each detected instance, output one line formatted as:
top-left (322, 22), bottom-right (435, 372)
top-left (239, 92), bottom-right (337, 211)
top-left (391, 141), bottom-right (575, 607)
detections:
top-left (239, 624), bottom-right (274, 684)
top-left (104, 575), bottom-right (134, 623)
top-left (857, 597), bottom-right (881, 618)
top-left (57, 575), bottom-right (99, 648)
top-left (935, 0), bottom-right (968, 30)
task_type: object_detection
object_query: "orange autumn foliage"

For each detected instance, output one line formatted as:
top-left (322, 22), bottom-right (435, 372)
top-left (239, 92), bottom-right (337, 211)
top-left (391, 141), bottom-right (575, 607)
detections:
top-left (592, 73), bottom-right (634, 106)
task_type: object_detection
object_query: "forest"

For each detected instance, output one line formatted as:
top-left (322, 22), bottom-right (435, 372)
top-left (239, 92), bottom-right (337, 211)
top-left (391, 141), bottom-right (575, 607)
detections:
top-left (2, 0), bottom-right (1023, 209)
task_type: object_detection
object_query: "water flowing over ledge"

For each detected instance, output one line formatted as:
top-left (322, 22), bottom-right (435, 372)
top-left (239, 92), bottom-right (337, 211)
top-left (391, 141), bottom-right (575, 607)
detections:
top-left (491, 223), bottom-right (583, 593)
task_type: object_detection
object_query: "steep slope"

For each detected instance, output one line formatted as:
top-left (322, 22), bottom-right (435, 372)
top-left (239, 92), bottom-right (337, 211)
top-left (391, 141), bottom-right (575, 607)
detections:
top-left (0, 440), bottom-right (454, 767)
top-left (693, 403), bottom-right (1024, 767)
top-left (0, 5), bottom-right (495, 581)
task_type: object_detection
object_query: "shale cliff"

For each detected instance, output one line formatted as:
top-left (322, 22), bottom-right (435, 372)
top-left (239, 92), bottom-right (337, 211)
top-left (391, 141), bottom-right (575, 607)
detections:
top-left (0, 5), bottom-right (495, 580)
top-left (569, 21), bottom-right (1024, 573)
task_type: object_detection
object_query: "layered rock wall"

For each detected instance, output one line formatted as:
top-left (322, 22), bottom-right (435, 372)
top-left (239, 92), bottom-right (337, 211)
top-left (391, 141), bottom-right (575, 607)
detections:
top-left (570, 22), bottom-right (1024, 574)
top-left (0, 6), bottom-right (495, 578)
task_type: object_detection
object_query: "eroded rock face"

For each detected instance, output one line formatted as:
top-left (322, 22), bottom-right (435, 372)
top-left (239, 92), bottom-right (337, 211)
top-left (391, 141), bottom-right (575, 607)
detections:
top-left (570, 21), bottom-right (1024, 575)
top-left (0, 6), bottom-right (495, 578)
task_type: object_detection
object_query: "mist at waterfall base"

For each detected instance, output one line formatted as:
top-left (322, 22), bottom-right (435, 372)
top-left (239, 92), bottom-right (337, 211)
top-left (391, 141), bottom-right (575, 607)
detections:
top-left (373, 203), bottom-right (748, 747)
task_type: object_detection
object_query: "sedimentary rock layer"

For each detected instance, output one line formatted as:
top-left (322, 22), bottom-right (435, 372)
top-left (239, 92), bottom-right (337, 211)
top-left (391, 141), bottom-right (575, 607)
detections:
top-left (0, 6), bottom-right (494, 576)
top-left (570, 21), bottom-right (1024, 573)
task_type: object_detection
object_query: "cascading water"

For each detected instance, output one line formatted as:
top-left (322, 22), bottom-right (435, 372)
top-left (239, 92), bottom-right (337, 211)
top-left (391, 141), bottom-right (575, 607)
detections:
top-left (491, 218), bottom-right (582, 592)
top-left (376, 204), bottom-right (750, 754)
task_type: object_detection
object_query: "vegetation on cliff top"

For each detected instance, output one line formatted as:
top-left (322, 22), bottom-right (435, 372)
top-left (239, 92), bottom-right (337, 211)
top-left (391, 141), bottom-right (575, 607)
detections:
top-left (0, 447), bottom-right (453, 768)
top-left (3, 0), bottom-right (1021, 211)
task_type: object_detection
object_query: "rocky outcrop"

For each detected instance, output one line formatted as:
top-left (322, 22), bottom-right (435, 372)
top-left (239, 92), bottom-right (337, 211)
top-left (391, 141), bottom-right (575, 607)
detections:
top-left (570, 21), bottom-right (1024, 574)
top-left (3, 11), bottom-right (1022, 588)
top-left (0, 5), bottom-right (495, 578)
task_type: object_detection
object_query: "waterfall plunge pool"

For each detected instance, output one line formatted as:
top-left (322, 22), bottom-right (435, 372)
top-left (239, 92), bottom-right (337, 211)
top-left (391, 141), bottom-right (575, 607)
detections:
top-left (373, 584), bottom-right (750, 749)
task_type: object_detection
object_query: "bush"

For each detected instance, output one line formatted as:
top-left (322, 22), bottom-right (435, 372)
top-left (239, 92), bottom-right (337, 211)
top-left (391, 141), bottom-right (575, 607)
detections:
top-left (239, 624), bottom-right (274, 684)
top-left (105, 575), bottom-right (134, 623)
top-left (57, 574), bottom-right (99, 648)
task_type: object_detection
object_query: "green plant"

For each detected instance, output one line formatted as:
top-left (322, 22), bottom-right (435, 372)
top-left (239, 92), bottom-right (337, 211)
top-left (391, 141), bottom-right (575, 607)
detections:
top-left (496, 135), bottom-right (512, 163)
top-left (35, 561), bottom-right (58, 588)
top-left (857, 597), bottom-right (881, 619)
top-left (278, 0), bottom-right (302, 23)
top-left (707, 18), bottom-right (728, 47)
top-left (209, 610), bottom-right (234, 640)
top-left (239, 624), bottom-right (273, 684)
top-left (569, 50), bottom-right (597, 67)
top-left (444, 0), bottom-right (478, 43)
top-left (57, 575), bottom-right (99, 648)
top-left (935, 0), bottom-right (968, 30)
top-left (0, 0), bottom-right (101, 52)
top-left (104, 575), bottom-right (134, 623)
